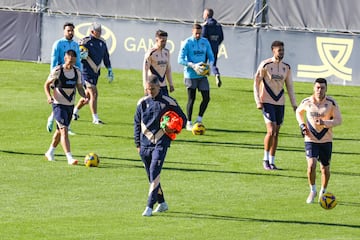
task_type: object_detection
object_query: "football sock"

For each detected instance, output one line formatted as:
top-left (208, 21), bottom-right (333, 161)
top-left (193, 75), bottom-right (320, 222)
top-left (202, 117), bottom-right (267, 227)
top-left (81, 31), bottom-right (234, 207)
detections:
top-left (187, 120), bottom-right (192, 125)
top-left (73, 108), bottom-right (79, 114)
top-left (66, 152), bottom-right (73, 161)
top-left (320, 187), bottom-right (326, 194)
top-left (93, 114), bottom-right (99, 121)
top-left (310, 184), bottom-right (316, 192)
top-left (48, 145), bottom-right (56, 154)
top-left (269, 155), bottom-right (275, 164)
top-left (263, 151), bottom-right (269, 161)
top-left (196, 116), bottom-right (203, 123)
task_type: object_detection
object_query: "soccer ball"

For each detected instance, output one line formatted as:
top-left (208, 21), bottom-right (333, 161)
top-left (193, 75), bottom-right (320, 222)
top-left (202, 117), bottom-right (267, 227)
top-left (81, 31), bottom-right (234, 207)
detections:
top-left (84, 152), bottom-right (100, 167)
top-left (192, 122), bottom-right (206, 135)
top-left (79, 45), bottom-right (88, 59)
top-left (160, 111), bottom-right (184, 140)
top-left (319, 192), bottom-right (337, 210)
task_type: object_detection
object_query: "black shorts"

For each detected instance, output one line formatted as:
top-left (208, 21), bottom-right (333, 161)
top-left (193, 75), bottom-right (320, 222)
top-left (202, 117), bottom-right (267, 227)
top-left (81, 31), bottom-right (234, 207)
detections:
top-left (262, 103), bottom-right (285, 125)
top-left (305, 142), bottom-right (332, 166)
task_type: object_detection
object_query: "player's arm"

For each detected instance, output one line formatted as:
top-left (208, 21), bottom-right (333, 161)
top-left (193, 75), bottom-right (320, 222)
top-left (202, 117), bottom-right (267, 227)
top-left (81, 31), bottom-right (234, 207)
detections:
top-left (44, 69), bottom-right (58, 104)
top-left (205, 39), bottom-right (215, 66)
top-left (177, 41), bottom-right (189, 66)
top-left (165, 51), bottom-right (174, 92)
top-left (253, 64), bottom-right (263, 109)
top-left (133, 104), bottom-right (142, 149)
top-left (295, 102), bottom-right (308, 136)
top-left (50, 41), bottom-right (59, 70)
top-left (285, 70), bottom-right (297, 111)
top-left (321, 100), bottom-right (342, 128)
top-left (142, 54), bottom-right (150, 92)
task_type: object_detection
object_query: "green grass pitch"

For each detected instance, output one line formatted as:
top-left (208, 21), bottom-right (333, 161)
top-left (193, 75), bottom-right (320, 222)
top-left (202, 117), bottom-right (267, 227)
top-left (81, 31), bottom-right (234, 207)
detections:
top-left (0, 60), bottom-right (359, 239)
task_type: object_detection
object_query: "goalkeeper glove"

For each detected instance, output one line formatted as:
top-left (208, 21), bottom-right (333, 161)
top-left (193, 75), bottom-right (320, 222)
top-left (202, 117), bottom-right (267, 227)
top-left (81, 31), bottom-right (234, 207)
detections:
top-left (80, 50), bottom-right (88, 60)
top-left (107, 68), bottom-right (114, 83)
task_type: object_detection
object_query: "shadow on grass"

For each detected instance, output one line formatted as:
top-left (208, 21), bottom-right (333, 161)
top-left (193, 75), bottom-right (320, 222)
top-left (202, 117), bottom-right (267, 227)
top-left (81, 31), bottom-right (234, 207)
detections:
top-left (162, 211), bottom-right (360, 229)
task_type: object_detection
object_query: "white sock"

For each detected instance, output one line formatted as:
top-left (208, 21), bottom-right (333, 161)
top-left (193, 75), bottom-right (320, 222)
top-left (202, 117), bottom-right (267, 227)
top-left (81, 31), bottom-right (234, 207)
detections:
top-left (73, 107), bottom-right (79, 114)
top-left (263, 151), bottom-right (269, 161)
top-left (187, 120), bottom-right (192, 125)
top-left (196, 116), bottom-right (203, 123)
top-left (48, 145), bottom-right (56, 154)
top-left (310, 184), bottom-right (316, 192)
top-left (93, 114), bottom-right (99, 121)
top-left (66, 152), bottom-right (73, 161)
top-left (320, 187), bottom-right (326, 194)
top-left (269, 155), bottom-right (275, 164)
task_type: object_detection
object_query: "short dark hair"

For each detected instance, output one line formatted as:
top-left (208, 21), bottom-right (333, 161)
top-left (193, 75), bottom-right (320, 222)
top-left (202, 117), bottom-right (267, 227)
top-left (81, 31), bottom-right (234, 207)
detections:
top-left (314, 78), bottom-right (327, 86)
top-left (63, 22), bottom-right (75, 29)
top-left (66, 49), bottom-right (77, 58)
top-left (156, 29), bottom-right (168, 37)
top-left (205, 8), bottom-right (214, 18)
top-left (271, 40), bottom-right (284, 49)
top-left (147, 75), bottom-right (160, 86)
top-left (192, 24), bottom-right (202, 30)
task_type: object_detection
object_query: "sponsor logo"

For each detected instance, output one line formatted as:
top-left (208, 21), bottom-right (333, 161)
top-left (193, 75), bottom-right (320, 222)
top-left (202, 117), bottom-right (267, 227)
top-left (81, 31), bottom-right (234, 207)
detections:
top-left (297, 37), bottom-right (353, 81)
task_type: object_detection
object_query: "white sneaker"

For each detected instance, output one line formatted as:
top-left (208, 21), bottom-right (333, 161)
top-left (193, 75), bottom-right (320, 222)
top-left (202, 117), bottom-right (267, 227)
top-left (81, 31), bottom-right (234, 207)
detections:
top-left (186, 122), bottom-right (193, 131)
top-left (68, 159), bottom-right (78, 165)
top-left (306, 191), bottom-right (317, 204)
top-left (44, 151), bottom-right (55, 161)
top-left (153, 202), bottom-right (168, 213)
top-left (68, 128), bottom-right (76, 135)
top-left (46, 116), bottom-right (54, 133)
top-left (318, 191), bottom-right (325, 203)
top-left (93, 119), bottom-right (105, 124)
top-left (142, 207), bottom-right (152, 217)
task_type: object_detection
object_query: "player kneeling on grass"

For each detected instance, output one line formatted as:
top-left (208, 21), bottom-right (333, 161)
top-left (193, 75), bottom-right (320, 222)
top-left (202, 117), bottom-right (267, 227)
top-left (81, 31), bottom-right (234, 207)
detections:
top-left (44, 49), bottom-right (88, 165)
top-left (134, 75), bottom-right (187, 217)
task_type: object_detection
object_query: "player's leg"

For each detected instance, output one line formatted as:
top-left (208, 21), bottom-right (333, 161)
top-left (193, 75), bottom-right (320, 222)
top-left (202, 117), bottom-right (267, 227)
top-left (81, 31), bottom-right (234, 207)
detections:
top-left (305, 142), bottom-right (319, 203)
top-left (268, 105), bottom-right (285, 169)
top-left (196, 77), bottom-right (210, 123)
top-left (318, 142), bottom-right (332, 201)
top-left (186, 88), bottom-right (196, 130)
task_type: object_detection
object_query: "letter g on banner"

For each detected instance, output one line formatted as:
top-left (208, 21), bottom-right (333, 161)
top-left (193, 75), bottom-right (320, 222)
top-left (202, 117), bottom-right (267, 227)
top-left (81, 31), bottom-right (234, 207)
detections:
top-left (75, 23), bottom-right (117, 55)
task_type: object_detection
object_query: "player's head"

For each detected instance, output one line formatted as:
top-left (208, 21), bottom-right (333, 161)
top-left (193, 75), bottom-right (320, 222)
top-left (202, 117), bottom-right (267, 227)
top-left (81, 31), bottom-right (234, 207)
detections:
top-left (313, 78), bottom-right (327, 100)
top-left (90, 22), bottom-right (102, 38)
top-left (145, 75), bottom-right (161, 98)
top-left (192, 24), bottom-right (202, 40)
top-left (63, 22), bottom-right (75, 40)
top-left (271, 40), bottom-right (284, 61)
top-left (203, 8), bottom-right (214, 20)
top-left (155, 29), bottom-right (168, 49)
top-left (64, 49), bottom-right (77, 65)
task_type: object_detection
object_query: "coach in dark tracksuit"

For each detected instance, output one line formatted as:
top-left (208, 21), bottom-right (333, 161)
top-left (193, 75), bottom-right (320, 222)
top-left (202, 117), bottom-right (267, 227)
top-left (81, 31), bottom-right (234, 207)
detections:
top-left (134, 75), bottom-right (187, 217)
top-left (202, 8), bottom-right (224, 87)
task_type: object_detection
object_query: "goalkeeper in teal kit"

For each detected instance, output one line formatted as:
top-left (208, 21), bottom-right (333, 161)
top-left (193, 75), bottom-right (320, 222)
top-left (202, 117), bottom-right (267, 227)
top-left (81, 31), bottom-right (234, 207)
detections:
top-left (178, 24), bottom-right (214, 131)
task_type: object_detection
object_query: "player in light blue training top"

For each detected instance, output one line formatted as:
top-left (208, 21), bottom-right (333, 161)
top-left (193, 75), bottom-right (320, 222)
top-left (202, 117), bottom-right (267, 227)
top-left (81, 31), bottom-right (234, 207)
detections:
top-left (46, 22), bottom-right (81, 134)
top-left (178, 23), bottom-right (214, 131)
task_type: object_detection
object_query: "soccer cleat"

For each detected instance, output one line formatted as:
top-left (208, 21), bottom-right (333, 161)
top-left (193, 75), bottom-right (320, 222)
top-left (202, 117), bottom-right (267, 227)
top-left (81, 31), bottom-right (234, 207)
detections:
top-left (306, 191), bottom-right (317, 204)
top-left (263, 160), bottom-right (271, 170)
top-left (72, 113), bottom-right (80, 120)
top-left (186, 122), bottom-right (193, 131)
top-left (44, 151), bottom-right (55, 161)
top-left (46, 116), bottom-right (54, 133)
top-left (269, 164), bottom-right (278, 170)
top-left (153, 202), bottom-right (168, 213)
top-left (215, 74), bottom-right (222, 88)
top-left (93, 119), bottom-right (105, 125)
top-left (142, 207), bottom-right (153, 217)
top-left (68, 159), bottom-right (78, 165)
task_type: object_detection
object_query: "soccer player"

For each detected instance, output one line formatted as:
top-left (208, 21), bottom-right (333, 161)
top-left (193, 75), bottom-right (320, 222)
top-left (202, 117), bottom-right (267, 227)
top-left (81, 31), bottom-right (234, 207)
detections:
top-left (178, 23), bottom-right (215, 131)
top-left (134, 75), bottom-right (187, 216)
top-left (202, 8), bottom-right (224, 87)
top-left (296, 78), bottom-right (342, 204)
top-left (44, 50), bottom-right (88, 165)
top-left (46, 22), bottom-right (81, 134)
top-left (253, 40), bottom-right (297, 170)
top-left (143, 29), bottom-right (174, 96)
top-left (72, 22), bottom-right (114, 124)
